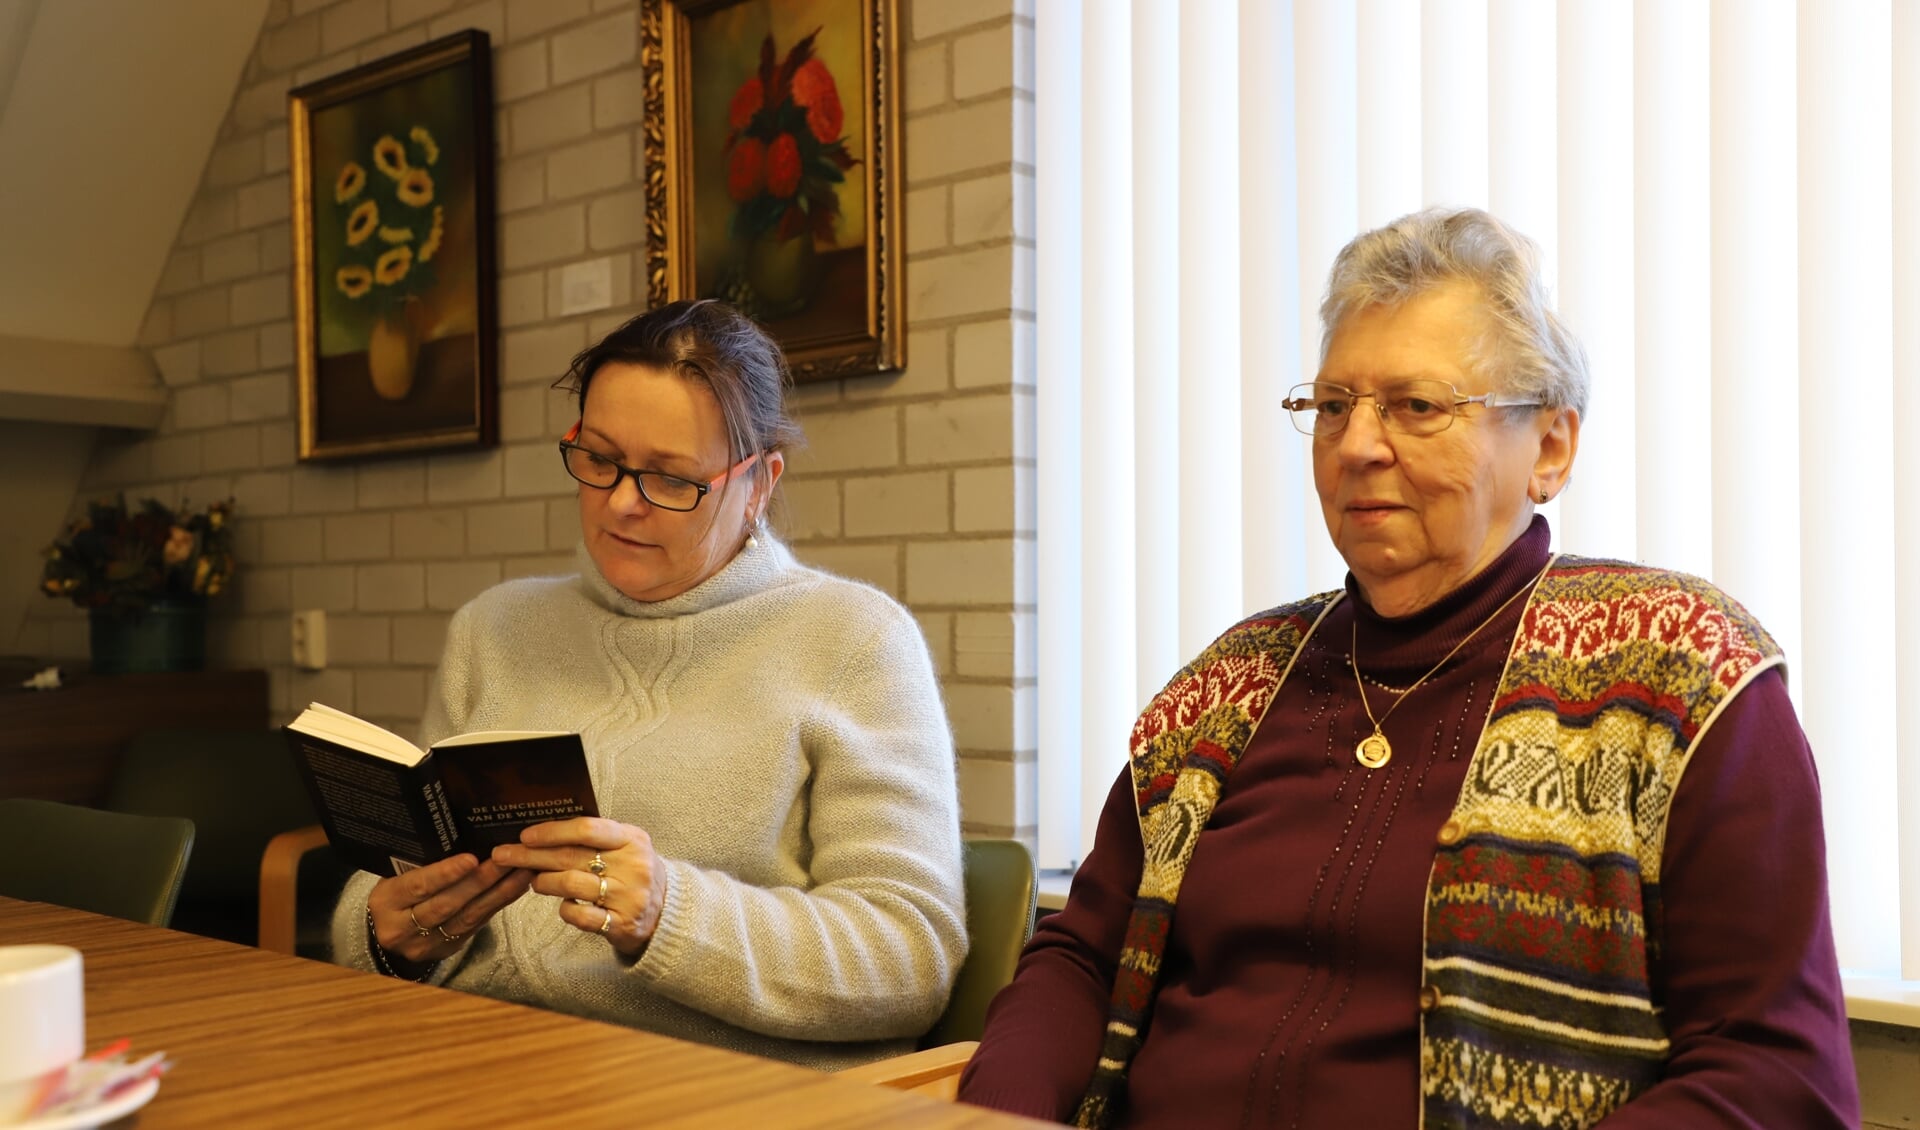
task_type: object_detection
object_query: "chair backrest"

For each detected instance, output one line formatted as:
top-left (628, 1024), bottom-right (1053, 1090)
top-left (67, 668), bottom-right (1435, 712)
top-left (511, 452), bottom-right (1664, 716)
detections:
top-left (921, 838), bottom-right (1037, 1049)
top-left (104, 728), bottom-right (319, 903)
top-left (0, 798), bottom-right (195, 925)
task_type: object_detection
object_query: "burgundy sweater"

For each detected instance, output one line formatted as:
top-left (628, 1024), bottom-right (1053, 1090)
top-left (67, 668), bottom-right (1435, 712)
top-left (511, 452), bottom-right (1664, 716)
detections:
top-left (959, 520), bottom-right (1858, 1127)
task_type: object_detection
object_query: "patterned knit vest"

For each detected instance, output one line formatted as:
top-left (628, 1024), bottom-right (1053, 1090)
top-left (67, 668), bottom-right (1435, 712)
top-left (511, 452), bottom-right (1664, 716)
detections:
top-left (1070, 556), bottom-right (1783, 1130)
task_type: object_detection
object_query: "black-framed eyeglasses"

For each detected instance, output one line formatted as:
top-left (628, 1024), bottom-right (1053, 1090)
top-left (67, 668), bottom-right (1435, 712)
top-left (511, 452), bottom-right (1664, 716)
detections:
top-left (1282, 379), bottom-right (1544, 438)
top-left (558, 440), bottom-right (761, 512)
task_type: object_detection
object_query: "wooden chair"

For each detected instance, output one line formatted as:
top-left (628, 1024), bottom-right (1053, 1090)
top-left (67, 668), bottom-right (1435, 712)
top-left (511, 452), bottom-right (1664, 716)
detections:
top-left (257, 824), bottom-right (335, 955)
top-left (840, 838), bottom-right (1037, 1100)
top-left (0, 798), bottom-right (194, 925)
top-left (838, 1041), bottom-right (982, 1101)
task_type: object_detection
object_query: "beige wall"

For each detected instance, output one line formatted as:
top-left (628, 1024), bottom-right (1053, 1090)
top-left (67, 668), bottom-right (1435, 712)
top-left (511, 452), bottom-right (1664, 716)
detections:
top-left (24, 0), bottom-right (1037, 843)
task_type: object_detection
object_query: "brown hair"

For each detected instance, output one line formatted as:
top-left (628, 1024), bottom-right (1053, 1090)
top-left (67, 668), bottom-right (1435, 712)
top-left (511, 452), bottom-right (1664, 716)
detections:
top-left (555, 300), bottom-right (804, 495)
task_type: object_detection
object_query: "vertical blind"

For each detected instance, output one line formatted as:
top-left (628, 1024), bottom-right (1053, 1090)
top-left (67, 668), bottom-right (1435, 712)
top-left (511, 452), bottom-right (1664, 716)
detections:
top-left (1033, 0), bottom-right (1914, 983)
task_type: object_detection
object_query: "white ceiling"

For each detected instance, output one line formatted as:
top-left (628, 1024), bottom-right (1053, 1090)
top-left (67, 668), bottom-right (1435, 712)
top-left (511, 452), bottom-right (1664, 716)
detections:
top-left (0, 0), bottom-right (268, 346)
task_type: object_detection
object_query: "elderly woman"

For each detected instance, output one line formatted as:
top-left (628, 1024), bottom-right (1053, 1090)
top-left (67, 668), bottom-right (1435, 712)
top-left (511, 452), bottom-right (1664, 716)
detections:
top-left (330, 300), bottom-right (967, 1069)
top-left (958, 209), bottom-right (1857, 1126)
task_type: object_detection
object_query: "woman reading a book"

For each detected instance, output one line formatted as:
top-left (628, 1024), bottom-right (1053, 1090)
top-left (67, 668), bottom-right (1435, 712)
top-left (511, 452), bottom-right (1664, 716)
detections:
top-left (329, 300), bottom-right (967, 1070)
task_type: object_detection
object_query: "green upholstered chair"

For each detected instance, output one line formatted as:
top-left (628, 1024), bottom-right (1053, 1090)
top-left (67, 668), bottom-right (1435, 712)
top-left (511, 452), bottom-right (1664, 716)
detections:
top-left (103, 728), bottom-right (352, 954)
top-left (921, 838), bottom-right (1038, 1048)
top-left (0, 798), bottom-right (195, 925)
top-left (839, 838), bottom-right (1038, 1098)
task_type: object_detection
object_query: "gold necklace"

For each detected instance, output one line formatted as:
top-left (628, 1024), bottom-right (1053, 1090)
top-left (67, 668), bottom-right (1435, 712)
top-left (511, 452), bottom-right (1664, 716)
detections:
top-left (1349, 562), bottom-right (1552, 769)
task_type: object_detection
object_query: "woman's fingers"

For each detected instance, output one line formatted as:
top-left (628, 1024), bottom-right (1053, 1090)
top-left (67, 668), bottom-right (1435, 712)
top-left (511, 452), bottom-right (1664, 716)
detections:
top-left (492, 819), bottom-right (630, 872)
top-left (369, 824), bottom-right (661, 965)
top-left (556, 897), bottom-right (630, 947)
top-left (368, 854), bottom-right (478, 913)
top-left (368, 857), bottom-right (469, 953)
top-left (516, 816), bottom-right (625, 850)
top-left (472, 818), bottom-right (663, 956)
top-left (489, 843), bottom-right (579, 872)
top-left (436, 868), bottom-right (534, 940)
top-left (409, 860), bottom-right (516, 923)
top-left (369, 857), bottom-right (529, 958)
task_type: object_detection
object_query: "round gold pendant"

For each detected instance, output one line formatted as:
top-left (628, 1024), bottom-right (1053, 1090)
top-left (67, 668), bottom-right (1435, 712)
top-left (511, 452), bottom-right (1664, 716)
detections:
top-left (1356, 732), bottom-right (1393, 769)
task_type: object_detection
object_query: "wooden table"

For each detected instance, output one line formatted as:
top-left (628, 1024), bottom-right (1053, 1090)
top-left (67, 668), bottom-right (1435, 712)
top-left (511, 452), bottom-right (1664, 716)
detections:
top-left (0, 898), bottom-right (1040, 1128)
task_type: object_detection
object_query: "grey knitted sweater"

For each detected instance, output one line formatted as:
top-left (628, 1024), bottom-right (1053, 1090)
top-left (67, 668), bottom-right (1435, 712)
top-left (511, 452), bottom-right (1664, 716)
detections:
top-left (329, 537), bottom-right (968, 1069)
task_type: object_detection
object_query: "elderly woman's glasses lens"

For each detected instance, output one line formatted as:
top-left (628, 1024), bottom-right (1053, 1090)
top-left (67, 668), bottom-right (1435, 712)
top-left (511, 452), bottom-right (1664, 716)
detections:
top-left (1282, 380), bottom-right (1543, 438)
top-left (558, 442), bottom-right (758, 512)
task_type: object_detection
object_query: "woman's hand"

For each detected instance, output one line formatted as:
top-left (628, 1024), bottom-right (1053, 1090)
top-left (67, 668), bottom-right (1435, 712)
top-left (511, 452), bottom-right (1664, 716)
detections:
top-left (368, 855), bottom-right (534, 966)
top-left (492, 817), bottom-right (668, 959)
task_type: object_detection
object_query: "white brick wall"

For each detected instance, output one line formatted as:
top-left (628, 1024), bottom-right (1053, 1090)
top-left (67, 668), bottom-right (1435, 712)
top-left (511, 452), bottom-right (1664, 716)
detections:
top-left (45, 0), bottom-right (1039, 843)
top-left (777, 0), bottom-right (1038, 839)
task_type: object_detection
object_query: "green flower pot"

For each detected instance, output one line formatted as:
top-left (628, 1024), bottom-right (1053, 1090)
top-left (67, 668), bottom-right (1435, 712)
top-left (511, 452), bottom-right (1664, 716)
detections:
top-left (88, 602), bottom-right (207, 675)
top-left (744, 229), bottom-right (820, 319)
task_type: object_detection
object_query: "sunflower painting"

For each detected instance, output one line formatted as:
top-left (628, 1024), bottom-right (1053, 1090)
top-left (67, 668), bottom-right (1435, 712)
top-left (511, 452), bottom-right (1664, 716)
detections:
top-left (290, 31), bottom-right (498, 460)
top-left (645, 0), bottom-right (903, 381)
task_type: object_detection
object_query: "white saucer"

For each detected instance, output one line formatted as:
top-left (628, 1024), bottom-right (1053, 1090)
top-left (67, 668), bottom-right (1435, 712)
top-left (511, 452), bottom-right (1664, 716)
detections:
top-left (14, 1076), bottom-right (159, 1130)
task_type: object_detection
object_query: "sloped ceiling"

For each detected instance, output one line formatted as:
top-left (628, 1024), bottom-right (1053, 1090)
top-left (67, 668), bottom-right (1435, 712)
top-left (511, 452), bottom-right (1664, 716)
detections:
top-left (0, 0), bottom-right (265, 658)
top-left (0, 0), bottom-right (268, 346)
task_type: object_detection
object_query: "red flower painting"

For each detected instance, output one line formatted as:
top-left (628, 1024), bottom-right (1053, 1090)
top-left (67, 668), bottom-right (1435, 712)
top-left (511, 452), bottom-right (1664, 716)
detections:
top-left (722, 28), bottom-right (858, 244)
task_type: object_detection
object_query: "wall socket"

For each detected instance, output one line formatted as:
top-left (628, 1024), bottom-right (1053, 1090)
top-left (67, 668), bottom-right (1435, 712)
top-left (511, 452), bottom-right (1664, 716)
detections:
top-left (291, 609), bottom-right (327, 670)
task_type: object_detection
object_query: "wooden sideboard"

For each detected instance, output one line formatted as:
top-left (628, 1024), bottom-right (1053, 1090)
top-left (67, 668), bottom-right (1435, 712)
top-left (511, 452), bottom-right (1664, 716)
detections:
top-left (0, 668), bottom-right (268, 804)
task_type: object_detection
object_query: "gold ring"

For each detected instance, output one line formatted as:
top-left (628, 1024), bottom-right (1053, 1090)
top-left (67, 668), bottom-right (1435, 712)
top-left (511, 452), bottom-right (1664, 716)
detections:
top-left (588, 854), bottom-right (608, 876)
top-left (595, 877), bottom-right (609, 907)
top-left (436, 925), bottom-right (462, 943)
top-left (598, 908), bottom-right (613, 935)
top-left (407, 907), bottom-right (432, 937)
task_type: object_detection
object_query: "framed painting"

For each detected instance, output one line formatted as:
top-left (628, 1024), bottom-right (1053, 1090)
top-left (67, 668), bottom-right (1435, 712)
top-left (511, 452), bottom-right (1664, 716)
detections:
top-left (643, 0), bottom-right (904, 382)
top-left (289, 31), bottom-right (498, 461)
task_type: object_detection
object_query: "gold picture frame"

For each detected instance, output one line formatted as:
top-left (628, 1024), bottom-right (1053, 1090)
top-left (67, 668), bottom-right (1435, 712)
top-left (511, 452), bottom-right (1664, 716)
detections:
top-left (642, 0), bottom-right (904, 382)
top-left (288, 31), bottom-right (499, 461)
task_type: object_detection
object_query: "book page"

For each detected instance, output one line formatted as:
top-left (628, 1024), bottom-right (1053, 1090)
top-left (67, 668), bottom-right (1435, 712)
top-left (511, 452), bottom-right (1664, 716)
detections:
top-left (432, 730), bottom-right (569, 748)
top-left (287, 702), bottom-right (424, 766)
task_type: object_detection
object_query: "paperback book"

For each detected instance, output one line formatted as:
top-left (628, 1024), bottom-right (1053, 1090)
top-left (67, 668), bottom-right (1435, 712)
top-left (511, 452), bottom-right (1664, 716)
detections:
top-left (284, 702), bottom-right (598, 877)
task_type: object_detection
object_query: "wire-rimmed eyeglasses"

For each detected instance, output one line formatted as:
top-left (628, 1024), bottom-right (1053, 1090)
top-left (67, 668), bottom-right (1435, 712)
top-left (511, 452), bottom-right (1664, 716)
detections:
top-left (1282, 379), bottom-right (1544, 438)
top-left (558, 424), bottom-right (760, 512)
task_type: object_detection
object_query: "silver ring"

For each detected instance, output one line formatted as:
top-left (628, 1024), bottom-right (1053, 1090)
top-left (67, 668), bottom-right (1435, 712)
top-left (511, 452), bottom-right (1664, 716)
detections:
top-left (595, 877), bottom-right (609, 907)
top-left (587, 853), bottom-right (608, 876)
top-left (407, 907), bottom-right (432, 937)
top-left (436, 925), bottom-right (462, 943)
top-left (598, 907), bottom-right (613, 935)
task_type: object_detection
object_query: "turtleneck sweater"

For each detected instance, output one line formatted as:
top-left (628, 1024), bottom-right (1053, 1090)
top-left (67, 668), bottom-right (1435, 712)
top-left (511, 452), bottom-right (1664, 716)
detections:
top-left (959, 517), bottom-right (1856, 1126)
top-left (330, 536), bottom-right (968, 1070)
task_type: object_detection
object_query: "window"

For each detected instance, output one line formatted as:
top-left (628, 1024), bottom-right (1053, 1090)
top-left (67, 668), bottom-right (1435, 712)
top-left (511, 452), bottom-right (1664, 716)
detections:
top-left (1033, 0), bottom-right (1917, 987)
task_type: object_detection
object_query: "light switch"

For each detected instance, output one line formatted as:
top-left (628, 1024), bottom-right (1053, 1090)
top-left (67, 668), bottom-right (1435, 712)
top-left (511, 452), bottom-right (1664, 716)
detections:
top-left (291, 609), bottom-right (328, 670)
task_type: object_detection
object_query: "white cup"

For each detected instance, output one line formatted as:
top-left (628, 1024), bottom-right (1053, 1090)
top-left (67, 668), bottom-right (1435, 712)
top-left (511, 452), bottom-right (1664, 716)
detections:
top-left (0, 945), bottom-right (84, 1124)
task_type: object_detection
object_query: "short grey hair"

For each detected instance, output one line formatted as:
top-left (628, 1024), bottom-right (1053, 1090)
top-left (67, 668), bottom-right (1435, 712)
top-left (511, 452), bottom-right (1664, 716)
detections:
top-left (1318, 207), bottom-right (1590, 416)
